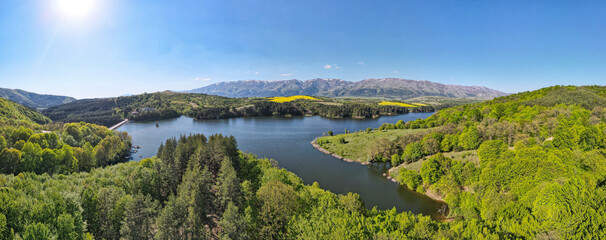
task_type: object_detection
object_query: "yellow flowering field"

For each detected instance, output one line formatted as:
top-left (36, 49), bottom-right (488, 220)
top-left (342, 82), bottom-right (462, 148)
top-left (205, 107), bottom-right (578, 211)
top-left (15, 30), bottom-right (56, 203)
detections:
top-left (268, 95), bottom-right (320, 103)
top-left (378, 101), bottom-right (418, 107)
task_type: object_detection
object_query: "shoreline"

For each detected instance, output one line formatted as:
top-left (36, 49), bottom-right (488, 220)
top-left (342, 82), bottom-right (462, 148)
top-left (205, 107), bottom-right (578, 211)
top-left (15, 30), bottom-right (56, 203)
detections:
top-left (311, 137), bottom-right (450, 216)
top-left (311, 138), bottom-right (370, 165)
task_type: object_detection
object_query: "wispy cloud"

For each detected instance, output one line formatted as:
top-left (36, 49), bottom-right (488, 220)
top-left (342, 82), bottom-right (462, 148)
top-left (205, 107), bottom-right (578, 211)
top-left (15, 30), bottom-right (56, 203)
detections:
top-left (392, 70), bottom-right (399, 74)
top-left (280, 73), bottom-right (293, 77)
top-left (358, 61), bottom-right (365, 65)
top-left (324, 64), bottom-right (340, 69)
top-left (246, 71), bottom-right (260, 75)
top-left (195, 77), bottom-right (211, 81)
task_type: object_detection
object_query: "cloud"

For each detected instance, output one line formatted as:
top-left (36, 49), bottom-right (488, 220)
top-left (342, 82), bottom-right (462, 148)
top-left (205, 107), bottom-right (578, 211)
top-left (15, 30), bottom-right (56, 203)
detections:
top-left (392, 70), bottom-right (399, 74)
top-left (280, 73), bottom-right (293, 77)
top-left (324, 64), bottom-right (339, 69)
top-left (246, 71), bottom-right (260, 75)
top-left (195, 77), bottom-right (211, 82)
top-left (358, 61), bottom-right (365, 65)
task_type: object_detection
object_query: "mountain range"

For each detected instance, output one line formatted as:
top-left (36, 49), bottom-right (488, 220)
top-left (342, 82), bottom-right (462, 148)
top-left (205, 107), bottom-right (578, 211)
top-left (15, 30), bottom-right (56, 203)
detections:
top-left (0, 88), bottom-right (76, 109)
top-left (188, 78), bottom-right (507, 99)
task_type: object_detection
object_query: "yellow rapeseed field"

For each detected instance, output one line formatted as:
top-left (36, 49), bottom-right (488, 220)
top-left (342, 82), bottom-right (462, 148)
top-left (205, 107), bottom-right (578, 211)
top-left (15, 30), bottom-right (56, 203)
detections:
top-left (378, 101), bottom-right (418, 107)
top-left (268, 95), bottom-right (320, 103)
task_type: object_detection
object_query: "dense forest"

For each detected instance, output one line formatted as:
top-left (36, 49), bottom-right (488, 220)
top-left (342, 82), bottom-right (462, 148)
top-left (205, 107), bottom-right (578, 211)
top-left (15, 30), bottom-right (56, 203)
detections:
top-left (0, 98), bottom-right (51, 126)
top-left (320, 85), bottom-right (606, 239)
top-left (0, 133), bottom-right (471, 239)
top-left (42, 91), bottom-right (434, 127)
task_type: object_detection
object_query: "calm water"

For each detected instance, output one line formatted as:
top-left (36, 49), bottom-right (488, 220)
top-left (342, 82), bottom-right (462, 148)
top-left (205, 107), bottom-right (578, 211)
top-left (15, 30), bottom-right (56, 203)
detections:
top-left (118, 113), bottom-right (446, 218)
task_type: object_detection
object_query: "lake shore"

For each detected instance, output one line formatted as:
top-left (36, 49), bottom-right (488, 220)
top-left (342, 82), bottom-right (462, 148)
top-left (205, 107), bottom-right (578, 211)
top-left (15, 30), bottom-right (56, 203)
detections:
top-left (312, 137), bottom-right (450, 217)
top-left (311, 138), bottom-right (370, 165)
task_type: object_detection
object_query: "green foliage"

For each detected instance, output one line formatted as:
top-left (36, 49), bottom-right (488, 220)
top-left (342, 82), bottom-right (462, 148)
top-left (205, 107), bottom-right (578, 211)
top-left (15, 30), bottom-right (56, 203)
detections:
top-left (0, 97), bottom-right (50, 126)
top-left (401, 142), bottom-right (423, 163)
top-left (398, 169), bottom-right (422, 190)
top-left (420, 154), bottom-right (448, 184)
top-left (256, 180), bottom-right (299, 240)
top-left (218, 202), bottom-right (248, 240)
top-left (458, 125), bottom-right (481, 150)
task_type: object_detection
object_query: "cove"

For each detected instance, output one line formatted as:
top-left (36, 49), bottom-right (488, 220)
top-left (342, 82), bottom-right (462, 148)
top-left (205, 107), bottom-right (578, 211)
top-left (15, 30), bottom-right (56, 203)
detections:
top-left (118, 113), bottom-right (446, 219)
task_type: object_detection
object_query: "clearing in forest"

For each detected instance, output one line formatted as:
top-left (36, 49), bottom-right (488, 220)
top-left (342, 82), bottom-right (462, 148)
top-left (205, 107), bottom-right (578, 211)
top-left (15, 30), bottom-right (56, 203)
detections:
top-left (316, 128), bottom-right (426, 162)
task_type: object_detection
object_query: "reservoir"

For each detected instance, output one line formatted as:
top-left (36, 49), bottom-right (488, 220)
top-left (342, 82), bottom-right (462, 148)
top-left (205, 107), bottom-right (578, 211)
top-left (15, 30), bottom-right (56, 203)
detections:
top-left (118, 113), bottom-right (446, 219)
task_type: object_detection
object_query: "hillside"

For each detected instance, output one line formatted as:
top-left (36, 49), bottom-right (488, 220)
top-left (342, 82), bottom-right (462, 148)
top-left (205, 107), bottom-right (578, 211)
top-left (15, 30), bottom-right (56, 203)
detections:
top-left (0, 88), bottom-right (76, 109)
top-left (0, 97), bottom-right (50, 125)
top-left (43, 91), bottom-right (434, 127)
top-left (316, 85), bottom-right (606, 239)
top-left (189, 78), bottom-right (507, 100)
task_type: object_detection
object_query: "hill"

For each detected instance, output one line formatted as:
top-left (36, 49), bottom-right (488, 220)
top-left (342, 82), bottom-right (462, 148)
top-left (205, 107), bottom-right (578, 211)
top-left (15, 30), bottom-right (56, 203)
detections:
top-left (189, 78), bottom-right (507, 99)
top-left (0, 88), bottom-right (76, 109)
top-left (0, 97), bottom-right (51, 125)
top-left (43, 91), bottom-right (435, 127)
top-left (316, 85), bottom-right (606, 239)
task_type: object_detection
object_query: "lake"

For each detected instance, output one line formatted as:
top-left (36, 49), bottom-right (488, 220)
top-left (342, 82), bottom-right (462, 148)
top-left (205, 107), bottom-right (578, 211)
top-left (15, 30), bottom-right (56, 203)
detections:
top-left (118, 113), bottom-right (446, 219)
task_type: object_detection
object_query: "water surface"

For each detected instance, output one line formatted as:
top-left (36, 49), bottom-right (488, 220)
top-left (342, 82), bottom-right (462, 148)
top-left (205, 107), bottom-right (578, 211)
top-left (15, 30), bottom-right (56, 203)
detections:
top-left (119, 113), bottom-right (446, 218)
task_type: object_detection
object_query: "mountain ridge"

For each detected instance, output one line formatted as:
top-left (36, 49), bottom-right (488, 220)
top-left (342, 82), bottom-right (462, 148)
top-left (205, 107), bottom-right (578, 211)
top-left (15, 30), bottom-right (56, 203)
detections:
top-left (0, 87), bottom-right (76, 109)
top-left (188, 78), bottom-right (507, 99)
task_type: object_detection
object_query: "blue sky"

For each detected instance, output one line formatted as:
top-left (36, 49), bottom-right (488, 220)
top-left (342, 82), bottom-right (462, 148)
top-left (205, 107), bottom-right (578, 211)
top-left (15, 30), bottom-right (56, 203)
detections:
top-left (0, 0), bottom-right (604, 99)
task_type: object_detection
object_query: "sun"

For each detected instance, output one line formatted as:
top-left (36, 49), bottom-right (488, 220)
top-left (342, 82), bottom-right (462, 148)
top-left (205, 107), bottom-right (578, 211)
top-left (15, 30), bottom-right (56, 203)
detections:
top-left (56, 0), bottom-right (96, 19)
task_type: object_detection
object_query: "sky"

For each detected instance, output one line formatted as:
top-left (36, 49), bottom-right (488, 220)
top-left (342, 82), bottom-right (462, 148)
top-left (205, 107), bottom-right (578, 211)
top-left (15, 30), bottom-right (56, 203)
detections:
top-left (0, 0), bottom-right (605, 99)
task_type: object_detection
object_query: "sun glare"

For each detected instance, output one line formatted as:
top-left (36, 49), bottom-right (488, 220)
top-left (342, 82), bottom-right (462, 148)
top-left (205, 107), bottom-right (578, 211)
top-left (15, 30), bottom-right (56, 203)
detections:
top-left (56, 0), bottom-right (96, 19)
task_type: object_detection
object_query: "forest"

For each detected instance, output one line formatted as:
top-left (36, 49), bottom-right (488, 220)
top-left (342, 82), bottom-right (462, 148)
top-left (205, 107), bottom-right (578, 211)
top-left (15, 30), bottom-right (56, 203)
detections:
top-left (318, 85), bottom-right (606, 239)
top-left (42, 92), bottom-right (434, 127)
top-left (2, 85), bottom-right (605, 239)
top-left (0, 133), bottom-right (471, 240)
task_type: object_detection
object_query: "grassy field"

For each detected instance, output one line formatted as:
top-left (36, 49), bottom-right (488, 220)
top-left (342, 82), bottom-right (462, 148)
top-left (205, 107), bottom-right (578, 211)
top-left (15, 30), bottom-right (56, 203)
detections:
top-left (316, 128), bottom-right (425, 162)
top-left (268, 95), bottom-right (320, 103)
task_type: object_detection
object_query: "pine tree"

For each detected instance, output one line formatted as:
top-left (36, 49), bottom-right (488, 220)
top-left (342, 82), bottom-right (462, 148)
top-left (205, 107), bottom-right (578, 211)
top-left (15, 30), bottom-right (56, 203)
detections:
top-left (218, 202), bottom-right (248, 240)
top-left (216, 157), bottom-right (242, 211)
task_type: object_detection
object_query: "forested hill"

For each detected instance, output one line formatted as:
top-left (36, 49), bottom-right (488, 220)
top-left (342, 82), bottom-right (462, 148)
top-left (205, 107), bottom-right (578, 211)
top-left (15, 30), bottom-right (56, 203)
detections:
top-left (189, 78), bottom-right (508, 99)
top-left (318, 85), bottom-right (606, 239)
top-left (0, 87), bottom-right (76, 109)
top-left (0, 97), bottom-right (50, 125)
top-left (43, 91), bottom-right (434, 127)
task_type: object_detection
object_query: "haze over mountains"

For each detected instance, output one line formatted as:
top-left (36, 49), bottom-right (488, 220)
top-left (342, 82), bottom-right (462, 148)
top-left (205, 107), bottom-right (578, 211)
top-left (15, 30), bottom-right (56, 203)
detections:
top-left (188, 78), bottom-right (507, 99)
top-left (0, 87), bottom-right (76, 109)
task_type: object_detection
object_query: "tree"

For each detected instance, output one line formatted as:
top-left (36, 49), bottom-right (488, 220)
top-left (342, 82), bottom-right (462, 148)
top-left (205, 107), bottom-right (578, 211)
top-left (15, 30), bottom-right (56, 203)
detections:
top-left (19, 142), bottom-right (42, 173)
top-left (477, 140), bottom-right (507, 166)
top-left (459, 125), bottom-right (481, 150)
top-left (398, 169), bottom-right (422, 190)
top-left (218, 202), bottom-right (248, 240)
top-left (338, 192), bottom-right (365, 214)
top-left (156, 165), bottom-right (212, 240)
top-left (23, 222), bottom-right (52, 240)
top-left (76, 142), bottom-right (96, 172)
top-left (56, 213), bottom-right (78, 240)
top-left (401, 142), bottom-right (423, 163)
top-left (256, 180), bottom-right (299, 240)
top-left (81, 187), bottom-right (100, 237)
top-left (0, 148), bottom-right (21, 174)
top-left (327, 131), bottom-right (333, 136)
top-left (40, 148), bottom-right (59, 174)
top-left (420, 154), bottom-right (447, 184)
top-left (216, 158), bottom-right (242, 210)
top-left (120, 194), bottom-right (159, 240)
top-left (396, 120), bottom-right (405, 129)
